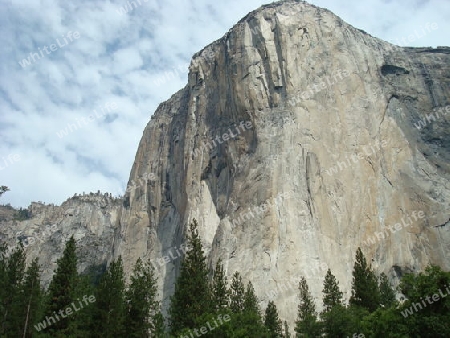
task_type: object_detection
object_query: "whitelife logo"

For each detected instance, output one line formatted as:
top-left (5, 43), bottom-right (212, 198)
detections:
top-left (18, 31), bottom-right (81, 68)
top-left (56, 102), bottom-right (118, 138)
top-left (152, 63), bottom-right (190, 87)
top-left (34, 295), bottom-right (96, 332)
top-left (116, 0), bottom-right (150, 16)
top-left (230, 191), bottom-right (296, 228)
top-left (192, 121), bottom-right (253, 158)
top-left (414, 105), bottom-right (450, 131)
top-left (361, 211), bottom-right (425, 248)
top-left (391, 22), bottom-right (438, 45)
top-left (401, 284), bottom-right (450, 318)
top-left (266, 262), bottom-right (328, 300)
top-left (179, 314), bottom-right (231, 338)
top-left (287, 69), bottom-right (350, 107)
top-left (17, 224), bottom-right (58, 249)
top-left (324, 140), bottom-right (388, 176)
top-left (0, 154), bottom-right (20, 170)
top-left (149, 242), bottom-right (191, 276)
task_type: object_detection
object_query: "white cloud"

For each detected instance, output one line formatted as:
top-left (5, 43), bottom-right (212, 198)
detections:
top-left (0, 0), bottom-right (448, 207)
top-left (113, 48), bottom-right (143, 74)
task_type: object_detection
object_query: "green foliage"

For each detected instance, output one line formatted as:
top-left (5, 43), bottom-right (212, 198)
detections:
top-left (322, 268), bottom-right (343, 313)
top-left (397, 265), bottom-right (450, 337)
top-left (264, 300), bottom-right (283, 338)
top-left (320, 269), bottom-right (347, 337)
top-left (185, 310), bottom-right (233, 338)
top-left (42, 236), bottom-right (79, 335)
top-left (343, 305), bottom-right (370, 336)
top-left (125, 257), bottom-right (163, 337)
top-left (0, 240), bottom-right (168, 337)
top-left (169, 219), bottom-right (211, 335)
top-left (229, 272), bottom-right (245, 313)
top-left (349, 247), bottom-right (380, 312)
top-left (321, 304), bottom-right (358, 338)
top-left (0, 244), bottom-right (26, 336)
top-left (0, 186), bottom-right (9, 197)
top-left (69, 273), bottom-right (95, 337)
top-left (211, 259), bottom-right (229, 312)
top-left (294, 277), bottom-right (321, 337)
top-left (92, 256), bottom-right (126, 337)
top-left (14, 258), bottom-right (42, 338)
top-left (283, 320), bottom-right (291, 338)
top-left (14, 207), bottom-right (30, 221)
top-left (240, 281), bottom-right (267, 335)
top-left (1, 227), bottom-right (450, 337)
top-left (243, 281), bottom-right (260, 317)
top-left (153, 311), bottom-right (167, 338)
top-left (378, 272), bottom-right (396, 308)
top-left (360, 306), bottom-right (409, 337)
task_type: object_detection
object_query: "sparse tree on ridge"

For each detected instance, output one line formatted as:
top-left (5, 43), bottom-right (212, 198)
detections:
top-left (0, 186), bottom-right (9, 198)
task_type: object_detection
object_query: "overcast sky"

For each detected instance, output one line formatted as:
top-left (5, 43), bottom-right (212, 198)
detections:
top-left (1, 0), bottom-right (448, 208)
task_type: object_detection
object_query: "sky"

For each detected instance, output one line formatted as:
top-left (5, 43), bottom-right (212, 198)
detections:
top-left (0, 0), bottom-right (449, 208)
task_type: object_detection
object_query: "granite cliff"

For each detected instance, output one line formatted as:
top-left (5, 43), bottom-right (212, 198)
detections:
top-left (1, 0), bottom-right (449, 326)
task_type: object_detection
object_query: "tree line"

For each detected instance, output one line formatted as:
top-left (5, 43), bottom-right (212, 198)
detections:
top-left (1, 218), bottom-right (449, 337)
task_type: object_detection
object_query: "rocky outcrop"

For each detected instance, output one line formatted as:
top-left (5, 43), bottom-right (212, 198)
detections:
top-left (114, 0), bottom-right (450, 324)
top-left (0, 193), bottom-right (122, 286)
top-left (1, 0), bottom-right (450, 327)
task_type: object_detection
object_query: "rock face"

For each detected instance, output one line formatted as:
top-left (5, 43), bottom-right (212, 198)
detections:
top-left (2, 0), bottom-right (450, 327)
top-left (0, 194), bottom-right (122, 286)
top-left (115, 0), bottom-right (450, 323)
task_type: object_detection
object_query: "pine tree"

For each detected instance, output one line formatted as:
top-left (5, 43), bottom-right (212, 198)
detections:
top-left (42, 236), bottom-right (79, 335)
top-left (153, 311), bottom-right (166, 338)
top-left (0, 245), bottom-right (6, 336)
top-left (0, 244), bottom-right (7, 327)
top-left (16, 258), bottom-right (41, 338)
top-left (69, 273), bottom-right (96, 337)
top-left (349, 247), bottom-right (380, 312)
top-left (92, 256), bottom-right (126, 337)
top-left (322, 268), bottom-right (343, 313)
top-left (243, 282), bottom-right (260, 316)
top-left (294, 277), bottom-right (321, 337)
top-left (1, 244), bottom-right (26, 336)
top-left (230, 281), bottom-right (267, 337)
top-left (211, 259), bottom-right (228, 311)
top-left (125, 257), bottom-right (162, 337)
top-left (229, 272), bottom-right (245, 313)
top-left (264, 300), bottom-right (283, 338)
top-left (169, 219), bottom-right (211, 335)
top-left (379, 272), bottom-right (395, 308)
top-left (283, 320), bottom-right (291, 338)
top-left (320, 268), bottom-right (347, 337)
